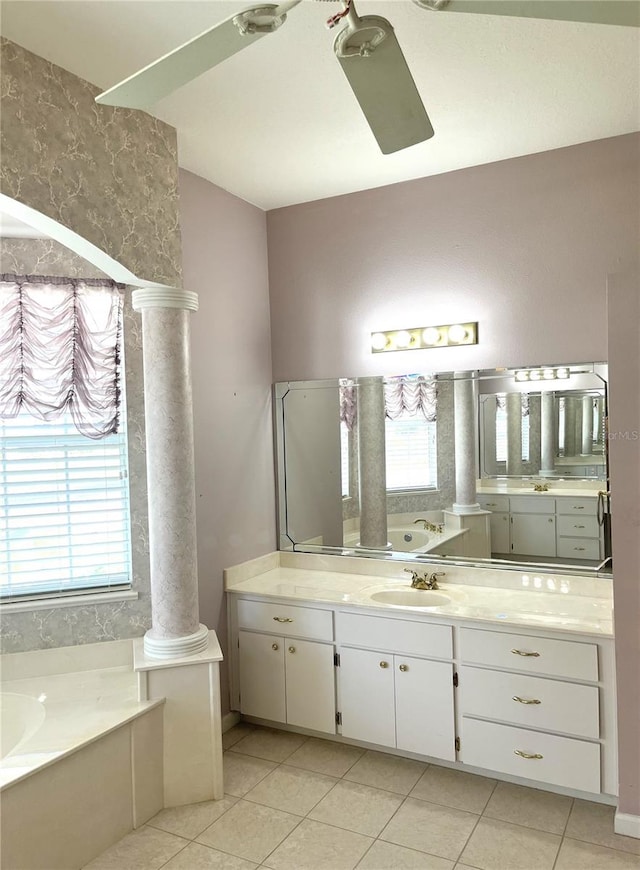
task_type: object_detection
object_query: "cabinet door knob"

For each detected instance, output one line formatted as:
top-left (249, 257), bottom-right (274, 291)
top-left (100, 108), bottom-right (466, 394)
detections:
top-left (288, 646), bottom-right (296, 654)
top-left (511, 648), bottom-right (540, 657)
top-left (273, 617), bottom-right (293, 623)
top-left (272, 643), bottom-right (279, 651)
top-left (399, 664), bottom-right (408, 672)
top-left (379, 661), bottom-right (389, 668)
top-left (514, 749), bottom-right (543, 760)
top-left (513, 696), bottom-right (541, 705)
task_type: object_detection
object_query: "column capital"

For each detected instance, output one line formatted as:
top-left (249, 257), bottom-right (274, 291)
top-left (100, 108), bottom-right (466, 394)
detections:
top-left (132, 286), bottom-right (199, 312)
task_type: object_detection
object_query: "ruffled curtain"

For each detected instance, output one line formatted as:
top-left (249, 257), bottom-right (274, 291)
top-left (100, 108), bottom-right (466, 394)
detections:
top-left (384, 375), bottom-right (437, 422)
top-left (496, 394), bottom-right (530, 416)
top-left (0, 275), bottom-right (124, 439)
top-left (339, 379), bottom-right (357, 431)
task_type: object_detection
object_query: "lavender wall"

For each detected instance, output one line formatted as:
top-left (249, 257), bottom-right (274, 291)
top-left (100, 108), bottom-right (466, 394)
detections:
top-left (266, 134), bottom-right (640, 812)
top-left (179, 170), bottom-right (275, 712)
top-left (607, 271), bottom-right (640, 817)
top-left (267, 134), bottom-right (639, 381)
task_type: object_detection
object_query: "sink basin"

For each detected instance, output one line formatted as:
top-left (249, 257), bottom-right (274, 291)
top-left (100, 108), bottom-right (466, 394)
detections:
top-left (370, 589), bottom-right (450, 608)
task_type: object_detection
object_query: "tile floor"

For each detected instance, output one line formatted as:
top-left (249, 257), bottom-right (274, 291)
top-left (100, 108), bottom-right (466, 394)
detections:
top-left (85, 723), bottom-right (640, 870)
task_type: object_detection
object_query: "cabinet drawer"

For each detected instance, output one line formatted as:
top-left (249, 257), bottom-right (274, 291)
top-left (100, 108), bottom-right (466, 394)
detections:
top-left (459, 628), bottom-right (598, 681)
top-left (556, 497), bottom-right (597, 516)
top-left (237, 599), bottom-right (333, 641)
top-left (557, 515), bottom-right (600, 538)
top-left (462, 718), bottom-right (600, 794)
top-left (459, 666), bottom-right (600, 738)
top-left (478, 495), bottom-right (510, 512)
top-left (336, 612), bottom-right (452, 659)
top-left (509, 496), bottom-right (555, 514)
top-left (557, 537), bottom-right (601, 560)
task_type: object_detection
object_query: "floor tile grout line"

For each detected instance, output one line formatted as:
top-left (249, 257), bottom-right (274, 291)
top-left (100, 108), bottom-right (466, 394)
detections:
top-left (154, 834), bottom-right (193, 870)
top-left (550, 797), bottom-right (575, 870)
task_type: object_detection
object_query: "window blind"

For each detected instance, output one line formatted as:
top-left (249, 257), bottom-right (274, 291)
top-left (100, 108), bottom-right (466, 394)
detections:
top-left (0, 411), bottom-right (131, 601)
top-left (385, 414), bottom-right (437, 490)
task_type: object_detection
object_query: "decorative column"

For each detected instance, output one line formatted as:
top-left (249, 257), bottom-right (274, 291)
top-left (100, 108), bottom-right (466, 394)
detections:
top-left (132, 286), bottom-right (208, 658)
top-left (132, 286), bottom-right (223, 809)
top-left (506, 392), bottom-right (524, 475)
top-left (564, 396), bottom-right (577, 456)
top-left (452, 375), bottom-right (481, 512)
top-left (446, 374), bottom-right (489, 557)
top-left (357, 377), bottom-right (389, 549)
top-left (540, 391), bottom-right (556, 476)
top-left (582, 395), bottom-right (594, 455)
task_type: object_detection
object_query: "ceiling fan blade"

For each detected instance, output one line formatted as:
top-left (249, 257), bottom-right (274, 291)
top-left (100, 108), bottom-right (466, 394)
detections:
top-left (96, 15), bottom-right (271, 109)
top-left (335, 16), bottom-right (434, 154)
top-left (416, 1), bottom-right (640, 27)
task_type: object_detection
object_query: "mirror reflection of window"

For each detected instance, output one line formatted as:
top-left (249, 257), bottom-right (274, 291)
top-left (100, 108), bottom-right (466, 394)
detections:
top-left (384, 412), bottom-right (437, 491)
top-left (340, 421), bottom-right (350, 497)
top-left (495, 402), bottom-right (530, 462)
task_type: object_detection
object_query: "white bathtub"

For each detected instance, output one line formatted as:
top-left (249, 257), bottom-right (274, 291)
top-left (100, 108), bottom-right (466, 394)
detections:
top-left (0, 693), bottom-right (46, 759)
top-left (344, 526), bottom-right (444, 553)
top-left (0, 640), bottom-right (165, 870)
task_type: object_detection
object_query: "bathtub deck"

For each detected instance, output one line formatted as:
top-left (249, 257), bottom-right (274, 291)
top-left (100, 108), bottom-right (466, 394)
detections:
top-left (0, 665), bottom-right (162, 788)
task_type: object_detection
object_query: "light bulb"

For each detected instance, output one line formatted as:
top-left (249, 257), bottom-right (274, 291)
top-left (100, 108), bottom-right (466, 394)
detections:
top-left (447, 324), bottom-right (467, 343)
top-left (542, 368), bottom-right (555, 380)
top-left (556, 367), bottom-right (569, 379)
top-left (371, 332), bottom-right (387, 351)
top-left (394, 330), bottom-right (412, 349)
top-left (529, 370), bottom-right (542, 381)
top-left (422, 327), bottom-right (441, 346)
top-left (515, 371), bottom-right (529, 382)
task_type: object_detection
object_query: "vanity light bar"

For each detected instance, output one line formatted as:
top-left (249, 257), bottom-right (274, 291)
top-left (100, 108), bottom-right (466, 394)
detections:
top-left (370, 322), bottom-right (478, 354)
top-left (514, 367), bottom-right (570, 382)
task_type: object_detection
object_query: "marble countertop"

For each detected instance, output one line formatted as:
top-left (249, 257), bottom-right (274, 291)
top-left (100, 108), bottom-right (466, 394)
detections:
top-left (225, 560), bottom-right (614, 639)
top-left (476, 485), bottom-right (601, 498)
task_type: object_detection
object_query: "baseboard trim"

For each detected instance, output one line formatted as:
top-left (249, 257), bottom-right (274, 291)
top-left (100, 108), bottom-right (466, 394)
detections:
top-left (615, 811), bottom-right (640, 839)
top-left (222, 711), bottom-right (240, 734)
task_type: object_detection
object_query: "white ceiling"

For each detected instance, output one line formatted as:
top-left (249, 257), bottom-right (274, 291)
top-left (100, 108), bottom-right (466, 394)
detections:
top-left (2, 1), bottom-right (639, 209)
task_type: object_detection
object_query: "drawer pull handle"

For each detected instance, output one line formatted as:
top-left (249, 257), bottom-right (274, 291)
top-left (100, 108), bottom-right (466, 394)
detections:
top-left (272, 643), bottom-right (279, 651)
top-left (573, 505), bottom-right (585, 510)
top-left (288, 646), bottom-right (296, 654)
top-left (574, 524), bottom-right (585, 529)
top-left (399, 664), bottom-right (409, 672)
top-left (574, 547), bottom-right (586, 551)
top-left (486, 502), bottom-right (497, 507)
top-left (513, 696), bottom-right (541, 705)
top-left (511, 649), bottom-right (540, 657)
top-left (273, 617), bottom-right (293, 623)
top-left (379, 661), bottom-right (389, 669)
top-left (514, 750), bottom-right (543, 760)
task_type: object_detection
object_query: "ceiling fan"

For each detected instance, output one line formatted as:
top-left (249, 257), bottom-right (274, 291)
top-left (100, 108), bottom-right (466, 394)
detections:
top-left (96, 0), bottom-right (640, 155)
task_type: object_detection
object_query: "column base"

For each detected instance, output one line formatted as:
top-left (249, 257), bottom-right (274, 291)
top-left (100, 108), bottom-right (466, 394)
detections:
top-left (451, 502), bottom-right (482, 514)
top-left (143, 623), bottom-right (209, 660)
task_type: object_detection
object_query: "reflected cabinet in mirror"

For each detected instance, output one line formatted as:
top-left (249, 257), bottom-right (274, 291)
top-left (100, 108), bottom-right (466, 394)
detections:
top-left (274, 363), bottom-right (611, 575)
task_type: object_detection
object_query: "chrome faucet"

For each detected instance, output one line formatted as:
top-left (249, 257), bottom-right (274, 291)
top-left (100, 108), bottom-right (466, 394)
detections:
top-left (404, 568), bottom-right (445, 590)
top-left (413, 518), bottom-right (444, 534)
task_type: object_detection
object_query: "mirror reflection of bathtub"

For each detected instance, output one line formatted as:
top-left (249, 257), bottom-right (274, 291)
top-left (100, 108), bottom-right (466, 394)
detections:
top-left (274, 362), bottom-right (611, 575)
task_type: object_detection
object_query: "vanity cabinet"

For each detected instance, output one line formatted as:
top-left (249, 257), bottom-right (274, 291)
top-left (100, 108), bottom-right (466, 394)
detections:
top-left (236, 601), bottom-right (336, 734)
top-left (479, 493), bottom-right (603, 561)
top-left (336, 612), bottom-right (456, 761)
top-left (458, 627), bottom-right (602, 793)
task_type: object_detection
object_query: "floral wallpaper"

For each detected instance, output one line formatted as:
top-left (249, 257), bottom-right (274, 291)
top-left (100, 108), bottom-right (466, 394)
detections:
top-left (0, 38), bottom-right (182, 288)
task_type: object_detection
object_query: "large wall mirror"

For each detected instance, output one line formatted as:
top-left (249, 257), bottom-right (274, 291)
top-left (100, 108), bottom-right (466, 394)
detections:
top-left (274, 362), bottom-right (611, 576)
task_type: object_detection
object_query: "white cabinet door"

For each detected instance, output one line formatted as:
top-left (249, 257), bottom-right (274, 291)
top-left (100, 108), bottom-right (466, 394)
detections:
top-left (238, 630), bottom-right (286, 723)
top-left (395, 656), bottom-right (455, 760)
top-left (285, 639), bottom-right (336, 734)
top-left (511, 514), bottom-right (556, 557)
top-left (339, 647), bottom-right (395, 748)
top-left (489, 512), bottom-right (510, 553)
